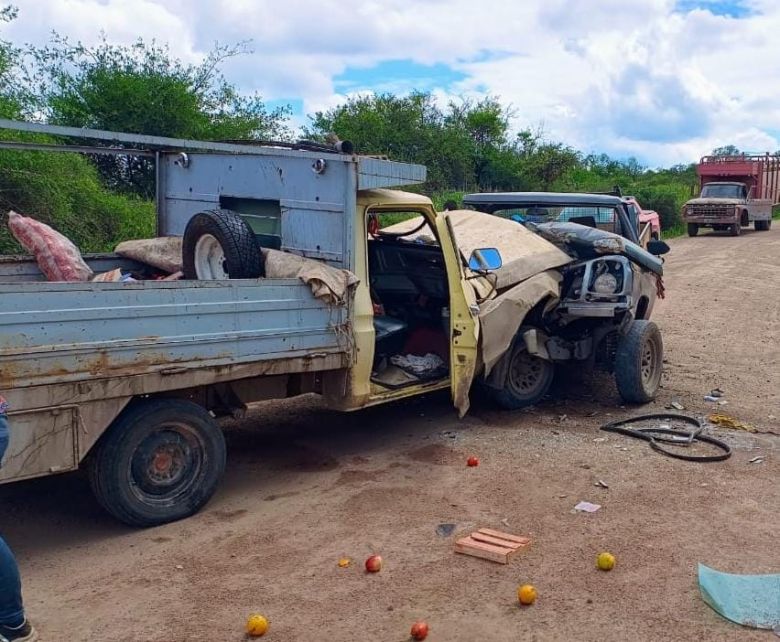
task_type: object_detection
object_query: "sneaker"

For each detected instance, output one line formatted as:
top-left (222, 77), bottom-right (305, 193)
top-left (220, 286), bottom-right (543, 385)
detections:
top-left (0, 620), bottom-right (38, 642)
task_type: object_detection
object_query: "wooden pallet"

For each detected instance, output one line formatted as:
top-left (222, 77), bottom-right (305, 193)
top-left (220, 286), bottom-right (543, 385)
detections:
top-left (454, 528), bottom-right (531, 564)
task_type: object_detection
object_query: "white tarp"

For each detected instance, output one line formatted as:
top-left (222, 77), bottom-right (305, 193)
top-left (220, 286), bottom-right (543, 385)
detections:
top-left (262, 248), bottom-right (359, 305)
top-left (115, 237), bottom-right (183, 274)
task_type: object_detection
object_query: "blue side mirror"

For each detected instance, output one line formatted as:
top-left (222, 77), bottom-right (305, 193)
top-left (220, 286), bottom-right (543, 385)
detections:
top-left (468, 247), bottom-right (503, 272)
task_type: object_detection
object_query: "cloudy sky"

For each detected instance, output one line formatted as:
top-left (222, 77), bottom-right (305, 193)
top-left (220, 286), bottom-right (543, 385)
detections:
top-left (5, 0), bottom-right (780, 166)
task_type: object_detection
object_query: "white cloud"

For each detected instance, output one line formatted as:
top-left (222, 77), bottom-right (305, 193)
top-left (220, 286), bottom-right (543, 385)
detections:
top-left (4, 0), bottom-right (779, 165)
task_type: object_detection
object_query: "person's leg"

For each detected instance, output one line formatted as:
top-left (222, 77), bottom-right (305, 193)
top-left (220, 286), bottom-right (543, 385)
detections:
top-left (0, 535), bottom-right (24, 628)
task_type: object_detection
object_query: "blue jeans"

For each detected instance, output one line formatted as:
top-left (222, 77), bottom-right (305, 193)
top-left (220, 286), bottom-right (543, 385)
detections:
top-left (0, 412), bottom-right (25, 628)
top-left (0, 536), bottom-right (24, 627)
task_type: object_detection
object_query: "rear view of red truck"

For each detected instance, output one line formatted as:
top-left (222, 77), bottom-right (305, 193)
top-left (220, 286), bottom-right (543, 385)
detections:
top-left (682, 154), bottom-right (780, 236)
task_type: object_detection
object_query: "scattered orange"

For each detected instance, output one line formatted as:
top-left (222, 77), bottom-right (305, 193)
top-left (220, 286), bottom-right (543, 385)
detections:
top-left (245, 614), bottom-right (269, 637)
top-left (517, 584), bottom-right (537, 605)
top-left (596, 552), bottom-right (616, 571)
top-left (338, 557), bottom-right (351, 568)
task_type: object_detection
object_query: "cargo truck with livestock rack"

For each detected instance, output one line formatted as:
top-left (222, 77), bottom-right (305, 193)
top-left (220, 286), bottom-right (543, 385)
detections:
top-left (682, 153), bottom-right (780, 236)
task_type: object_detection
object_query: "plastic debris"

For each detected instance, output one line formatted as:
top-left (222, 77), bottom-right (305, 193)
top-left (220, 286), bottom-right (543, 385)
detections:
top-left (436, 523), bottom-right (456, 537)
top-left (709, 388), bottom-right (724, 398)
top-left (748, 456), bottom-right (764, 464)
top-left (574, 501), bottom-right (601, 513)
top-left (708, 413), bottom-right (756, 433)
top-left (698, 563), bottom-right (780, 629)
top-left (704, 395), bottom-right (720, 402)
top-left (8, 210), bottom-right (93, 281)
top-left (668, 401), bottom-right (685, 411)
top-left (594, 480), bottom-right (609, 489)
top-left (390, 353), bottom-right (446, 378)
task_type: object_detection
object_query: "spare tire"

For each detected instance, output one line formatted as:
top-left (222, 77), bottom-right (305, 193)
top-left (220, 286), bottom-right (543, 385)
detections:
top-left (183, 209), bottom-right (264, 279)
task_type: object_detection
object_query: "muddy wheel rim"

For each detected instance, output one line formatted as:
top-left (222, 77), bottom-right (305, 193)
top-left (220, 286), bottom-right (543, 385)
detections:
top-left (641, 335), bottom-right (661, 389)
top-left (508, 349), bottom-right (545, 393)
top-left (130, 424), bottom-right (205, 504)
top-left (194, 233), bottom-right (229, 279)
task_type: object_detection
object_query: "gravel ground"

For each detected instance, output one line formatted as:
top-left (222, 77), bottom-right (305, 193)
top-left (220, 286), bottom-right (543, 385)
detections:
top-left (2, 225), bottom-right (778, 641)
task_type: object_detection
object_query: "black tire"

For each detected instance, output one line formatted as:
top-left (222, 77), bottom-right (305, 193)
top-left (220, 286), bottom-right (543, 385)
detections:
top-left (488, 341), bottom-right (554, 410)
top-left (182, 209), bottom-right (264, 280)
top-left (687, 223), bottom-right (699, 237)
top-left (614, 320), bottom-right (663, 404)
top-left (87, 399), bottom-right (227, 527)
top-left (730, 222), bottom-right (741, 236)
top-left (754, 220), bottom-right (769, 231)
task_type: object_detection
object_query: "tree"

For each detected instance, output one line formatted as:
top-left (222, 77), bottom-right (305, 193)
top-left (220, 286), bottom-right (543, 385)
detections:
top-left (26, 36), bottom-right (291, 197)
top-left (711, 144), bottom-right (740, 157)
top-left (305, 93), bottom-right (523, 192)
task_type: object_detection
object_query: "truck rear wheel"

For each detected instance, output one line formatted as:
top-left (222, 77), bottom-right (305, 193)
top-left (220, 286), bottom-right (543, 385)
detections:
top-left (687, 223), bottom-right (699, 237)
top-left (87, 399), bottom-right (227, 527)
top-left (730, 222), bottom-right (741, 236)
top-left (614, 320), bottom-right (663, 404)
top-left (754, 220), bottom-right (769, 231)
top-left (183, 209), bottom-right (264, 280)
top-left (489, 341), bottom-right (554, 410)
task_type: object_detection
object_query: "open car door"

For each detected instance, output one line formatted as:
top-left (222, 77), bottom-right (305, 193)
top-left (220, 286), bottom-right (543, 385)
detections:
top-left (435, 213), bottom-right (479, 416)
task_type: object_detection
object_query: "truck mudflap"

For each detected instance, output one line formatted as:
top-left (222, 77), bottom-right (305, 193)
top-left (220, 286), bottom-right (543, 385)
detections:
top-left (529, 222), bottom-right (664, 276)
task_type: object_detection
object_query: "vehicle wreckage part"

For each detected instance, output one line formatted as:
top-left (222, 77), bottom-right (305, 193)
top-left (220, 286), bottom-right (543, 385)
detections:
top-left (479, 271), bottom-right (562, 376)
top-left (87, 399), bottom-right (227, 526)
top-left (600, 414), bottom-right (732, 462)
top-left (487, 332), bottom-right (555, 409)
top-left (532, 222), bottom-right (664, 276)
top-left (182, 209), bottom-right (264, 280)
top-left (560, 256), bottom-right (634, 316)
top-left (614, 320), bottom-right (663, 403)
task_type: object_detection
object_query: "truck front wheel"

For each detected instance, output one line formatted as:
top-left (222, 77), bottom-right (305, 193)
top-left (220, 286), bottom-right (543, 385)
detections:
top-left (489, 342), bottom-right (554, 410)
top-left (730, 222), bottom-right (741, 236)
top-left (687, 223), bottom-right (699, 237)
top-left (87, 399), bottom-right (227, 527)
top-left (614, 320), bottom-right (663, 404)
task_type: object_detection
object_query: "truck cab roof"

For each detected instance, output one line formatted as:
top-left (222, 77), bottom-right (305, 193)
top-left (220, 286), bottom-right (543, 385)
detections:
top-left (463, 191), bottom-right (625, 209)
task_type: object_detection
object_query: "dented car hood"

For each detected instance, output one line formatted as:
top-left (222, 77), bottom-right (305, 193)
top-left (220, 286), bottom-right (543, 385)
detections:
top-left (529, 222), bottom-right (665, 276)
top-left (380, 210), bottom-right (573, 290)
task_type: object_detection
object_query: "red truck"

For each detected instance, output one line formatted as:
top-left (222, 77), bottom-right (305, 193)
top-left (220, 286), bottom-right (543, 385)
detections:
top-left (682, 154), bottom-right (780, 236)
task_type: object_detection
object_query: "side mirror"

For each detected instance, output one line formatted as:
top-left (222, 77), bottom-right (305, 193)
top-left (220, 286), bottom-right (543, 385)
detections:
top-left (468, 247), bottom-right (503, 272)
top-left (647, 240), bottom-right (670, 256)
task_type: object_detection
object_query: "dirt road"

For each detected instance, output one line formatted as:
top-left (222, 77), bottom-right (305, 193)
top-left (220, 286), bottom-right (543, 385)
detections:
top-left (2, 227), bottom-right (778, 641)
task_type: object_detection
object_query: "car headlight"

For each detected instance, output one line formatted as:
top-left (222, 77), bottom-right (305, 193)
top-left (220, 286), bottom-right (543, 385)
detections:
top-left (592, 272), bottom-right (619, 294)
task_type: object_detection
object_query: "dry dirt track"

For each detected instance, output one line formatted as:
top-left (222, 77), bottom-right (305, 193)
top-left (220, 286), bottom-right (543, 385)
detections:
top-left (2, 226), bottom-right (779, 642)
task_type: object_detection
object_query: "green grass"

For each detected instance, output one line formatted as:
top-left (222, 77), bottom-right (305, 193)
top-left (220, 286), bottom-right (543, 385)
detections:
top-left (0, 134), bottom-right (155, 254)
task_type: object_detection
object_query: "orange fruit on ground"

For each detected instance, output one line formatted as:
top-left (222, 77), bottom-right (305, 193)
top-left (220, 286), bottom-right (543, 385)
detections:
top-left (517, 584), bottom-right (537, 605)
top-left (338, 557), bottom-right (351, 568)
top-left (596, 552), bottom-right (616, 571)
top-left (245, 614), bottom-right (269, 636)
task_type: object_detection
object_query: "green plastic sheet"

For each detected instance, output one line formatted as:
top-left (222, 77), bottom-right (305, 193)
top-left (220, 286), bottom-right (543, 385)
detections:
top-left (698, 563), bottom-right (780, 629)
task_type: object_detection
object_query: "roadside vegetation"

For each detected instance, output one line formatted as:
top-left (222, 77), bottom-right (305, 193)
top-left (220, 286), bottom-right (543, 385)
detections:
top-left (0, 4), bottom-right (761, 252)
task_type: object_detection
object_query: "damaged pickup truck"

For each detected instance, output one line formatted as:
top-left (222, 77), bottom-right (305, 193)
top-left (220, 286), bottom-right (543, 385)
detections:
top-left (455, 191), bottom-right (671, 408)
top-left (0, 119), bottom-right (669, 526)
